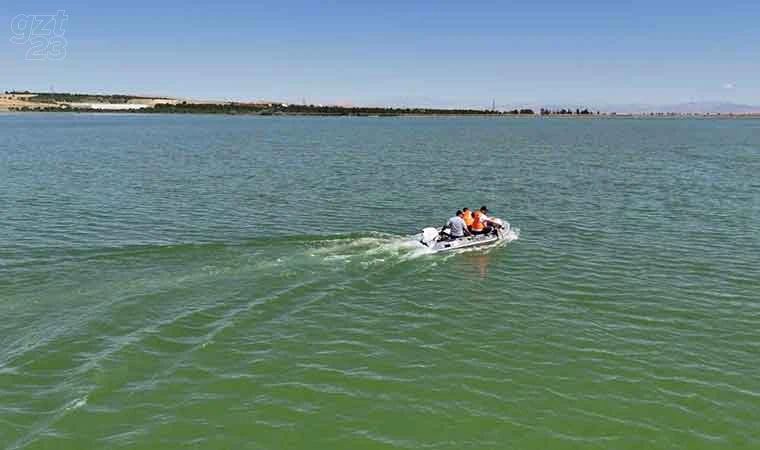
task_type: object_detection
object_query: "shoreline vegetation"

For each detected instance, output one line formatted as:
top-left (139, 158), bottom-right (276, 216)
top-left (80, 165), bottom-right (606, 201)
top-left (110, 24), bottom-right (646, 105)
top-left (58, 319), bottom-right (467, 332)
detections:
top-left (3, 91), bottom-right (760, 117)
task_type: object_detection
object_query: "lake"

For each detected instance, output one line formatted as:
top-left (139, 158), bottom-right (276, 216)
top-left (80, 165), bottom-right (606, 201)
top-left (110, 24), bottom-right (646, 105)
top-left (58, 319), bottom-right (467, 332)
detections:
top-left (1, 114), bottom-right (758, 449)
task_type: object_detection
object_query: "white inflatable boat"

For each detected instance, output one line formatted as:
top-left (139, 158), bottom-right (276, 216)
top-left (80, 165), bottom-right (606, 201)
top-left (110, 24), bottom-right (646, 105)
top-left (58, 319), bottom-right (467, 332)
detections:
top-left (419, 218), bottom-right (510, 253)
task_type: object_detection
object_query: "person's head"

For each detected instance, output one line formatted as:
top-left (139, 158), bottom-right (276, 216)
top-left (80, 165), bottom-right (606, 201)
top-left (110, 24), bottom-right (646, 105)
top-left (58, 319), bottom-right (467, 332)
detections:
top-left (480, 205), bottom-right (489, 214)
top-left (456, 210), bottom-right (463, 217)
top-left (463, 207), bottom-right (470, 213)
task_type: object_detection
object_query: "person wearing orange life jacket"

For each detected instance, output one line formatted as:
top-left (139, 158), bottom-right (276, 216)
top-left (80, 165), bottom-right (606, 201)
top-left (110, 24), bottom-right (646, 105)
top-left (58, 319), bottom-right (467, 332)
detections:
top-left (462, 207), bottom-right (474, 230)
top-left (471, 205), bottom-right (499, 235)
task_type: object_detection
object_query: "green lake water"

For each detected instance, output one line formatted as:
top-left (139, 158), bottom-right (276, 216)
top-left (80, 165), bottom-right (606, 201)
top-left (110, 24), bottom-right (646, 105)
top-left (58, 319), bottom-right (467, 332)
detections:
top-left (1, 114), bottom-right (758, 449)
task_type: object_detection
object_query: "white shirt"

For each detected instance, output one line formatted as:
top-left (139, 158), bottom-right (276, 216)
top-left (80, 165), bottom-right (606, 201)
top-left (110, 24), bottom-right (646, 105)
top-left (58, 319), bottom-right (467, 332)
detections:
top-left (446, 216), bottom-right (468, 237)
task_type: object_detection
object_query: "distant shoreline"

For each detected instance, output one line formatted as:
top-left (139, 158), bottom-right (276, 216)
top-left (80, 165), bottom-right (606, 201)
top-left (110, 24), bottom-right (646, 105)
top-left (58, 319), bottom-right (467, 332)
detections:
top-left (5, 110), bottom-right (760, 119)
top-left (2, 91), bottom-right (760, 118)
top-left (5, 109), bottom-right (760, 119)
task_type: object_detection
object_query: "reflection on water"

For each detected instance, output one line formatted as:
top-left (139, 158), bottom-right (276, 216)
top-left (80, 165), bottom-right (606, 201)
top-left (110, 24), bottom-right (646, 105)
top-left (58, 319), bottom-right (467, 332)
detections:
top-left (461, 253), bottom-right (492, 279)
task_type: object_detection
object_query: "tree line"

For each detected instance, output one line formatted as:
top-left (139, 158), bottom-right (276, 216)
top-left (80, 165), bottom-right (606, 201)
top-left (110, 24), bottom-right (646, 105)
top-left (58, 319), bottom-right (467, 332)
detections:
top-left (148, 103), bottom-right (506, 115)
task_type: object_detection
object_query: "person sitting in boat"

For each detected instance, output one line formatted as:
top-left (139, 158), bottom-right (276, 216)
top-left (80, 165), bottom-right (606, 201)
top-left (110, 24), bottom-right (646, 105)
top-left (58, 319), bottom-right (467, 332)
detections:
top-left (471, 206), bottom-right (500, 235)
top-left (462, 207), bottom-right (475, 230)
top-left (441, 210), bottom-right (472, 239)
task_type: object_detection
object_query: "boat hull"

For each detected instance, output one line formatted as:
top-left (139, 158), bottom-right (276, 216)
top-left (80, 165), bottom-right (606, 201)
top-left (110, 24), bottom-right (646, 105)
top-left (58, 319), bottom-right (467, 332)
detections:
top-left (420, 224), bottom-right (509, 253)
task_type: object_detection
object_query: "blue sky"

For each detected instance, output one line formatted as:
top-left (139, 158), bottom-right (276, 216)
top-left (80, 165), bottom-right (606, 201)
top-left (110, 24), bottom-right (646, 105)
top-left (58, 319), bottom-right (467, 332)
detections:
top-left (2, 0), bottom-right (759, 107)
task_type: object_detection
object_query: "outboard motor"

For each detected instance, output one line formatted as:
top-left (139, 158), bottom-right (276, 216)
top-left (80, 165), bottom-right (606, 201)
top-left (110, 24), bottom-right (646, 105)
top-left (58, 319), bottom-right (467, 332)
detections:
top-left (420, 227), bottom-right (440, 247)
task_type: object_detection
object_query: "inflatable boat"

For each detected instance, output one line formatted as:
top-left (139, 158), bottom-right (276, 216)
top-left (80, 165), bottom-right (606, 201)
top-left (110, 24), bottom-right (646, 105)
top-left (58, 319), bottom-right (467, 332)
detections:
top-left (419, 218), bottom-right (510, 253)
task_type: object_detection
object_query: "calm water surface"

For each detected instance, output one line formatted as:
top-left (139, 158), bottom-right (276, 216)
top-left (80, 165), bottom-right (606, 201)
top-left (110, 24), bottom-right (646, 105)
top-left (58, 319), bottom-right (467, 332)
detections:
top-left (1, 114), bottom-right (759, 449)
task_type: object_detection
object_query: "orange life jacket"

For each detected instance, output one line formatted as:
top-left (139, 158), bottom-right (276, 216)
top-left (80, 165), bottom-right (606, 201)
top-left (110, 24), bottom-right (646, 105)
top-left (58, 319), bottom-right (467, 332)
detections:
top-left (471, 211), bottom-right (485, 231)
top-left (462, 211), bottom-right (474, 227)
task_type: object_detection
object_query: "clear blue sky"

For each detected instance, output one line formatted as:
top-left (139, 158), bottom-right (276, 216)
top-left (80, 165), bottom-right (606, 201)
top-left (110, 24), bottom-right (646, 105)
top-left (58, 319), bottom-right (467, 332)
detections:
top-left (2, 0), bottom-right (759, 107)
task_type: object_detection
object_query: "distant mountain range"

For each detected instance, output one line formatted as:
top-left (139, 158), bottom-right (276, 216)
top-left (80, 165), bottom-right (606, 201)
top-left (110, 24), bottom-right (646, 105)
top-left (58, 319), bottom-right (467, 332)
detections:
top-left (596, 102), bottom-right (760, 114)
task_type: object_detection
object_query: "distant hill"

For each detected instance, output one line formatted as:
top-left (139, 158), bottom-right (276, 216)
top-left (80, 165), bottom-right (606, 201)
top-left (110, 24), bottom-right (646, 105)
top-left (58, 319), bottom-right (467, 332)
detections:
top-left (599, 102), bottom-right (760, 114)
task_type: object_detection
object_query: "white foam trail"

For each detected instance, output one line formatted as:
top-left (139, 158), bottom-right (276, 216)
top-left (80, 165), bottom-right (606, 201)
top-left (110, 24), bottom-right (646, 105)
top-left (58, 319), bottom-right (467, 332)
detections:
top-left (505, 227), bottom-right (520, 243)
top-left (65, 396), bottom-right (87, 411)
top-left (307, 227), bottom-right (519, 266)
top-left (307, 234), bottom-right (433, 263)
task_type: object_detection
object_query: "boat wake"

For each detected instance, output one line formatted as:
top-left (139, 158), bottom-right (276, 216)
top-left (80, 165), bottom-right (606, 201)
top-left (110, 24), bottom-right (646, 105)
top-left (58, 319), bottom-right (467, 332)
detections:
top-left (306, 226), bottom-right (519, 266)
top-left (307, 233), bottom-right (435, 266)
